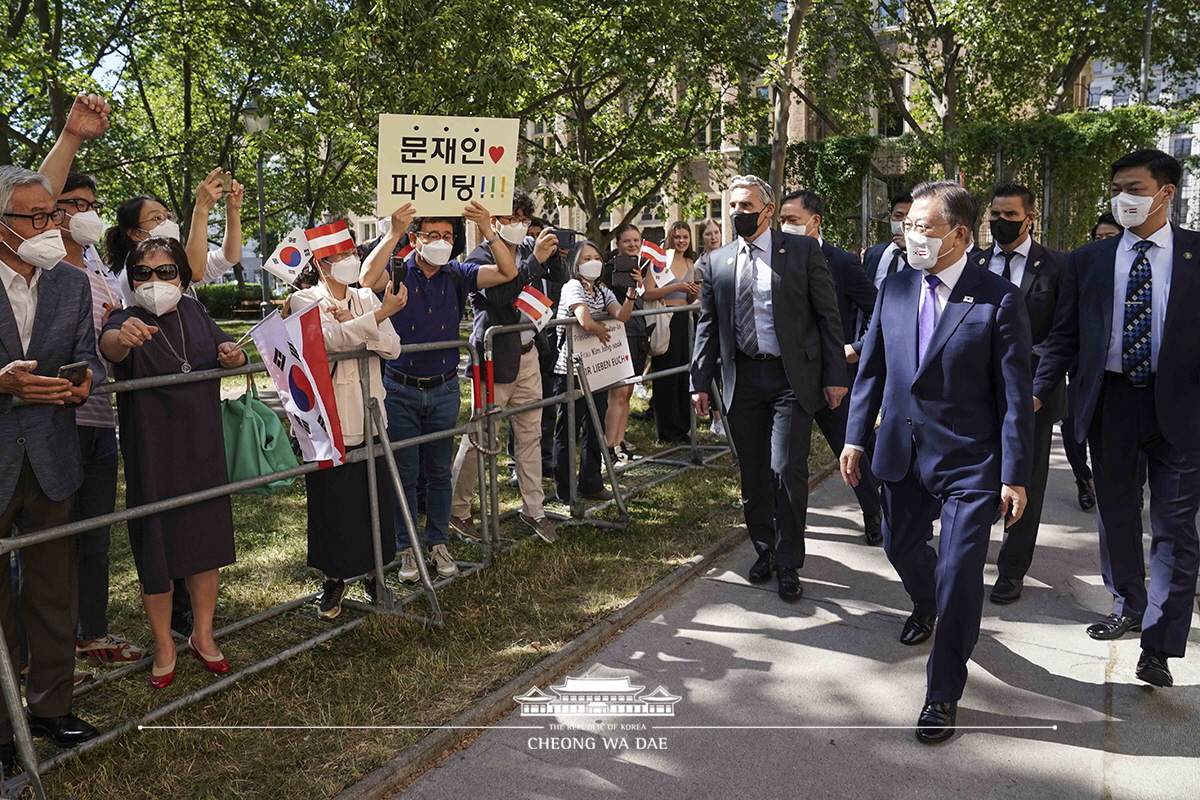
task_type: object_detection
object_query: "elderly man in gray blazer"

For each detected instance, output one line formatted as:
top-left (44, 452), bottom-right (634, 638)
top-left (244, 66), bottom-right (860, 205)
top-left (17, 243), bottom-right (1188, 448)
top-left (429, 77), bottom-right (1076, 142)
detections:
top-left (0, 165), bottom-right (103, 768)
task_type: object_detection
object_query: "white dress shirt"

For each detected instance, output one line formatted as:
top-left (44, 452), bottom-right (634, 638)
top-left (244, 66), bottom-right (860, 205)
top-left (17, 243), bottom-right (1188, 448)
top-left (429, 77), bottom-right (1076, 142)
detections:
top-left (1106, 224), bottom-right (1173, 374)
top-left (0, 259), bottom-right (42, 354)
top-left (872, 242), bottom-right (905, 288)
top-left (987, 236), bottom-right (1031, 287)
top-left (735, 228), bottom-right (779, 356)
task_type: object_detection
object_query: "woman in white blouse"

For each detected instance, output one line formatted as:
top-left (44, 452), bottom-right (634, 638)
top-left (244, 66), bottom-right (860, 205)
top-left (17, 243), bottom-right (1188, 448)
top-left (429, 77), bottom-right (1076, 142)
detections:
top-left (287, 243), bottom-right (406, 619)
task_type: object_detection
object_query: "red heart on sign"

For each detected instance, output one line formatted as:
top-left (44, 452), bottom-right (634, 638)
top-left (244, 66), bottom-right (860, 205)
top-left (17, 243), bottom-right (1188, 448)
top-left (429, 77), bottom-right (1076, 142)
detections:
top-left (488, 146), bottom-right (504, 163)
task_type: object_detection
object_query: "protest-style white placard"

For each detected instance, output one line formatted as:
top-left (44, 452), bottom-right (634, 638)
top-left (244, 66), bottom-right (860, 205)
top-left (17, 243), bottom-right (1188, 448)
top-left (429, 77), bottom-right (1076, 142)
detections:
top-left (571, 321), bottom-right (635, 391)
top-left (376, 114), bottom-right (520, 217)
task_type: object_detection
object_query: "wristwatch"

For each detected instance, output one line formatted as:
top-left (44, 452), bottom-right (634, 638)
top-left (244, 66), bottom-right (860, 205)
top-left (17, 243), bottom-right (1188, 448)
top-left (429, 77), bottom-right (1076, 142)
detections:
top-left (485, 233), bottom-right (501, 246)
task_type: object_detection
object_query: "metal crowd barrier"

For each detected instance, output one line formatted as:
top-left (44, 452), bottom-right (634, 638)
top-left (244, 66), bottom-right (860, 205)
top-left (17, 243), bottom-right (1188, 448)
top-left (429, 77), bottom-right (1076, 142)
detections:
top-left (0, 303), bottom-right (735, 798)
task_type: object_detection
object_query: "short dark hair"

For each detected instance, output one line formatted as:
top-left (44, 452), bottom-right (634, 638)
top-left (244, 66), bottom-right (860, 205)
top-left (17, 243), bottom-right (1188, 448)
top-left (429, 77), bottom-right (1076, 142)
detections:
top-left (1110, 149), bottom-right (1183, 188)
top-left (408, 216), bottom-right (456, 235)
top-left (911, 181), bottom-right (979, 231)
top-left (890, 190), bottom-right (913, 210)
top-left (126, 236), bottom-right (192, 292)
top-left (509, 188), bottom-right (535, 219)
top-left (781, 188), bottom-right (823, 218)
top-left (613, 222), bottom-right (640, 240)
top-left (529, 216), bottom-right (551, 230)
top-left (1092, 212), bottom-right (1123, 239)
top-left (62, 173), bottom-right (98, 195)
top-left (991, 183), bottom-right (1036, 214)
top-left (103, 194), bottom-right (169, 274)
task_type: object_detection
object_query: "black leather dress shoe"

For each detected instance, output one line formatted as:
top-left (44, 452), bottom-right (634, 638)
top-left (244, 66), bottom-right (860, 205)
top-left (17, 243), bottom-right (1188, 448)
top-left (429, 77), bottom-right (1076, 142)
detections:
top-left (1086, 612), bottom-right (1141, 641)
top-left (900, 613), bottom-right (936, 645)
top-left (0, 740), bottom-right (14, 777)
top-left (916, 701), bottom-right (957, 744)
top-left (1076, 478), bottom-right (1096, 511)
top-left (25, 710), bottom-right (100, 747)
top-left (778, 568), bottom-right (803, 601)
top-left (989, 576), bottom-right (1023, 605)
top-left (1136, 648), bottom-right (1173, 687)
top-left (748, 550), bottom-right (776, 584)
top-left (863, 513), bottom-right (883, 546)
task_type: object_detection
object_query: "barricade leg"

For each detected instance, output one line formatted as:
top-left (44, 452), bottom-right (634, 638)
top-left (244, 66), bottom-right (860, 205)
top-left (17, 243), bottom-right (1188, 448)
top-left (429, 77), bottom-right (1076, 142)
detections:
top-left (0, 620), bottom-right (46, 800)
top-left (687, 310), bottom-right (701, 465)
top-left (565, 330), bottom-right (581, 519)
top-left (360, 369), bottom-right (395, 613)
top-left (487, 410), bottom-right (502, 550)
top-left (368, 400), bottom-right (444, 626)
top-left (571, 355), bottom-right (629, 524)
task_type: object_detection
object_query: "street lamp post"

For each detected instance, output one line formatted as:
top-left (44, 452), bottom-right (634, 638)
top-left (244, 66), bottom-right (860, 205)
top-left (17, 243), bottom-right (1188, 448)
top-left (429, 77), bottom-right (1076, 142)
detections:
top-left (242, 92), bottom-right (273, 317)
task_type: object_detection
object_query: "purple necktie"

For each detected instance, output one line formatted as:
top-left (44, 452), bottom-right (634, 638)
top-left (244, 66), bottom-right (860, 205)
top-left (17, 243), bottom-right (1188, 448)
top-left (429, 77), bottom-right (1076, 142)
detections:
top-left (917, 274), bottom-right (942, 364)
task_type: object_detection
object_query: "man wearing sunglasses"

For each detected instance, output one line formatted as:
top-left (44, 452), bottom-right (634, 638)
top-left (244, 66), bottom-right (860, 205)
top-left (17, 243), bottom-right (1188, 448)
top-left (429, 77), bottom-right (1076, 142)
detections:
top-left (0, 165), bottom-right (105, 766)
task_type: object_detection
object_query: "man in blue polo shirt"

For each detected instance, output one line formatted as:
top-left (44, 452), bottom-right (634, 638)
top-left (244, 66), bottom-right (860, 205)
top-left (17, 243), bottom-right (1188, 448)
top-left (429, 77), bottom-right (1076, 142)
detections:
top-left (361, 200), bottom-right (517, 582)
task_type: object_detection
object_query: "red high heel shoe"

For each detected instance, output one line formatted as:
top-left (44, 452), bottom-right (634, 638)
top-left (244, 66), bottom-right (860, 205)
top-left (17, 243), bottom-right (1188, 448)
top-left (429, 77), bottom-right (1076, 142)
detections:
top-left (188, 636), bottom-right (231, 675)
top-left (149, 654), bottom-right (176, 689)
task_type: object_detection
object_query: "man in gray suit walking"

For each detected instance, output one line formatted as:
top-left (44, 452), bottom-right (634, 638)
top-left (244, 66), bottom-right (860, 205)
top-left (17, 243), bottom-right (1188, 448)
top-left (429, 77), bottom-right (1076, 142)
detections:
top-left (0, 166), bottom-right (103, 769)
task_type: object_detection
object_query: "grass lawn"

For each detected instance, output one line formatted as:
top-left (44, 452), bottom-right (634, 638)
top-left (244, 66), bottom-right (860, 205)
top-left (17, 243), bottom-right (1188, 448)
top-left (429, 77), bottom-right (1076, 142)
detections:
top-left (42, 322), bottom-right (836, 800)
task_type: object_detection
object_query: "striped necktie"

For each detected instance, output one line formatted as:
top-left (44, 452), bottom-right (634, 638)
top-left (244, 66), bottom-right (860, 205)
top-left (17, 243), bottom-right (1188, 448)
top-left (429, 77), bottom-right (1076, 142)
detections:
top-left (736, 242), bottom-right (759, 356)
top-left (1121, 240), bottom-right (1154, 385)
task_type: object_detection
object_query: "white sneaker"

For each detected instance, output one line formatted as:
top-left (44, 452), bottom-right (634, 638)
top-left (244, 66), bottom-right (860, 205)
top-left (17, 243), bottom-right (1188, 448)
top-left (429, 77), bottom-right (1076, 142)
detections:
top-left (431, 544), bottom-right (459, 578)
top-left (711, 417), bottom-right (726, 437)
top-left (633, 382), bottom-right (651, 400)
top-left (398, 548), bottom-right (419, 583)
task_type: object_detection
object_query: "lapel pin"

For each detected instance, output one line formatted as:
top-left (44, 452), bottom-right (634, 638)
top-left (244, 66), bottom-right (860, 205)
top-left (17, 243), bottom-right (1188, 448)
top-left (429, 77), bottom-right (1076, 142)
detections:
top-left (1186, 252), bottom-right (1193, 260)
top-left (727, 258), bottom-right (734, 265)
top-left (1034, 260), bottom-right (1041, 267)
top-left (778, 248), bottom-right (785, 254)
top-left (963, 296), bottom-right (975, 303)
top-left (977, 257), bottom-right (985, 265)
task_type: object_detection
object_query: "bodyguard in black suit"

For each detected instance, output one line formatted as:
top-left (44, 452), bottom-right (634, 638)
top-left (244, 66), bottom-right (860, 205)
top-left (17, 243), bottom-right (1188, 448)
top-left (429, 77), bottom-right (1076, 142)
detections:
top-left (1034, 149), bottom-right (1200, 688)
top-left (843, 181), bottom-right (1034, 743)
top-left (780, 189), bottom-right (882, 545)
top-left (862, 189), bottom-right (913, 289)
top-left (691, 175), bottom-right (846, 601)
top-left (975, 184), bottom-right (1067, 604)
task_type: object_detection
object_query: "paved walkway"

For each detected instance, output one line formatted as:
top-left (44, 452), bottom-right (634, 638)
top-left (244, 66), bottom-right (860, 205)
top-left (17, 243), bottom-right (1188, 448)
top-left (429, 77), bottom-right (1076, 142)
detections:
top-left (402, 434), bottom-right (1200, 799)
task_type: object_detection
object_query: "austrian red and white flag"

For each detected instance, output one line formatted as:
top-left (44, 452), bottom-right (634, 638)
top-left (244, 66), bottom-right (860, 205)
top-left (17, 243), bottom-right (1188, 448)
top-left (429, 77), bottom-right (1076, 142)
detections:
top-left (641, 240), bottom-right (678, 288)
top-left (249, 303), bottom-right (346, 466)
top-left (514, 285), bottom-right (553, 331)
top-left (305, 220), bottom-right (355, 260)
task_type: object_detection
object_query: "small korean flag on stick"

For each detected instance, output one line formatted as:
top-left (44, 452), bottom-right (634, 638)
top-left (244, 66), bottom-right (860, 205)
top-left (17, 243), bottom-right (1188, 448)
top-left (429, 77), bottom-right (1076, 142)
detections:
top-left (262, 227), bottom-right (312, 285)
top-left (514, 285), bottom-right (553, 331)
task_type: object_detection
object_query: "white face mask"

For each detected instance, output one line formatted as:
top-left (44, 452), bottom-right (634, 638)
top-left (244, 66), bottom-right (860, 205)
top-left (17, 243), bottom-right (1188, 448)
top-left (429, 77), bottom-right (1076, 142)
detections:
top-left (65, 210), bottom-right (105, 246)
top-left (327, 255), bottom-right (361, 285)
top-left (143, 218), bottom-right (181, 241)
top-left (890, 219), bottom-right (906, 237)
top-left (578, 259), bottom-right (603, 280)
top-left (417, 238), bottom-right (453, 267)
top-left (781, 222), bottom-right (812, 237)
top-left (377, 216), bottom-right (392, 237)
top-left (497, 220), bottom-right (530, 245)
top-left (1111, 188), bottom-right (1165, 229)
top-left (2, 224), bottom-right (66, 269)
top-left (905, 227), bottom-right (957, 271)
top-left (133, 281), bottom-right (182, 316)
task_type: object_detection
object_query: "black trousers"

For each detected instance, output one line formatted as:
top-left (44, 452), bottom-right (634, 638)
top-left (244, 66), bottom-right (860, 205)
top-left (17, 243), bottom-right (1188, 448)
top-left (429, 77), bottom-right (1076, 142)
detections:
top-left (996, 418), bottom-right (1054, 580)
top-left (725, 356), bottom-right (813, 570)
top-left (552, 374), bottom-right (610, 500)
top-left (1090, 374), bottom-right (1200, 657)
top-left (814, 396), bottom-right (881, 518)
top-left (651, 310), bottom-right (692, 443)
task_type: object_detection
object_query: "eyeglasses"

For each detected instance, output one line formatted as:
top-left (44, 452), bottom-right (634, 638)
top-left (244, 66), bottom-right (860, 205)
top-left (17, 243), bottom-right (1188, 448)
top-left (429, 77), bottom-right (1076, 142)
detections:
top-left (414, 231), bottom-right (455, 243)
top-left (130, 263), bottom-right (180, 282)
top-left (2, 209), bottom-right (66, 231)
top-left (902, 220), bottom-right (952, 236)
top-left (138, 211), bottom-right (176, 227)
top-left (494, 215), bottom-right (529, 226)
top-left (57, 198), bottom-right (105, 214)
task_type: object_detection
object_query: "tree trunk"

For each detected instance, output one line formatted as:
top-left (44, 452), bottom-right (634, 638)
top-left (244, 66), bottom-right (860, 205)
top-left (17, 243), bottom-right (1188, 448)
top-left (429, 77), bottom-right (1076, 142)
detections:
top-left (768, 0), bottom-right (812, 218)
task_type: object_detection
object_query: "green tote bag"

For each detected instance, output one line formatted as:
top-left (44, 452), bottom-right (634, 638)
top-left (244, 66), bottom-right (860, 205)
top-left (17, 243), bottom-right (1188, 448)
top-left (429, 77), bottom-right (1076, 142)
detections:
top-left (221, 379), bottom-right (300, 495)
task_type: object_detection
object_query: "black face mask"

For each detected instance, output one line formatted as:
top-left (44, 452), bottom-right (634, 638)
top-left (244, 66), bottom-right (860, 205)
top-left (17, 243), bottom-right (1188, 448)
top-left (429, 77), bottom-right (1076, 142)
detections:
top-left (990, 217), bottom-right (1026, 246)
top-left (731, 209), bottom-right (763, 239)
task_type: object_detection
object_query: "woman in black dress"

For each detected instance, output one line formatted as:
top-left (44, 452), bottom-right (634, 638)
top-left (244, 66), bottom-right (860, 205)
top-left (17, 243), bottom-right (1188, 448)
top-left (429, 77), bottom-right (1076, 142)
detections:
top-left (100, 237), bottom-right (246, 688)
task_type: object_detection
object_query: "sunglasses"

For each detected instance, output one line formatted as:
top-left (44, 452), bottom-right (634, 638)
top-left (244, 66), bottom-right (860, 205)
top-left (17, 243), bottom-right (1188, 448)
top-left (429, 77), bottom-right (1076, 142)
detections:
top-left (130, 263), bottom-right (180, 282)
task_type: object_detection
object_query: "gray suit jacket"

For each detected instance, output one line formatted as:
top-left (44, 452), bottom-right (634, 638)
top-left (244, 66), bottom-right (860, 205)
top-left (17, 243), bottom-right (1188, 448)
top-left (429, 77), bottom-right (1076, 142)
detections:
top-left (0, 262), bottom-right (105, 506)
top-left (691, 230), bottom-right (846, 415)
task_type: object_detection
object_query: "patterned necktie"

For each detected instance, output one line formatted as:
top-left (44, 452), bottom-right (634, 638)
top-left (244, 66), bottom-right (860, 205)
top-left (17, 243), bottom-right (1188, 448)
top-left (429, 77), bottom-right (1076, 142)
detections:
top-left (1122, 240), bottom-right (1154, 384)
top-left (917, 274), bottom-right (942, 364)
top-left (886, 249), bottom-right (903, 276)
top-left (736, 242), bottom-right (759, 356)
top-left (1000, 251), bottom-right (1016, 283)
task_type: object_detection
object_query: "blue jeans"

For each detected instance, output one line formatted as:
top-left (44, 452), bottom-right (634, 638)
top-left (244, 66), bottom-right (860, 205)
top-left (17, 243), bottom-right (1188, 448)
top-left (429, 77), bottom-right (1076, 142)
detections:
top-left (384, 374), bottom-right (460, 551)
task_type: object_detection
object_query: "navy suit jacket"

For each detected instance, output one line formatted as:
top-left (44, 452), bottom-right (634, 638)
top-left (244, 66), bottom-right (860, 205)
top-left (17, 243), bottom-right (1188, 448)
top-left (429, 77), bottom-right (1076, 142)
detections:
top-left (973, 240), bottom-right (1067, 423)
top-left (1034, 225), bottom-right (1200, 450)
top-left (847, 261), bottom-right (1034, 493)
top-left (0, 261), bottom-right (105, 506)
top-left (862, 242), bottom-right (892, 283)
top-left (691, 231), bottom-right (846, 415)
top-left (821, 241), bottom-right (877, 348)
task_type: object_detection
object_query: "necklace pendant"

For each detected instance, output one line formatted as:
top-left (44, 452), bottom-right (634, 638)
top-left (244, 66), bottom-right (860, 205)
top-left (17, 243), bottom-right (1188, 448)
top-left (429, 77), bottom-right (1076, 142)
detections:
top-left (181, 362), bottom-right (192, 374)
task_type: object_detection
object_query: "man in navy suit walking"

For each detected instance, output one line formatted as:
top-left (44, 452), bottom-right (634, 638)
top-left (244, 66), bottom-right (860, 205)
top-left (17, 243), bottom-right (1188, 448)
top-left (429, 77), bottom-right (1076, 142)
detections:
top-left (841, 181), bottom-right (1034, 743)
top-left (1034, 149), bottom-right (1200, 688)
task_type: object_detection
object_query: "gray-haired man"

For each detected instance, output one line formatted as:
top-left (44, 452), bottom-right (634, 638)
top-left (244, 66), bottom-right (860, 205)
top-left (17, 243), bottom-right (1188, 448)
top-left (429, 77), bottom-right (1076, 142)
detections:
top-left (691, 175), bottom-right (847, 602)
top-left (0, 166), bottom-right (103, 769)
